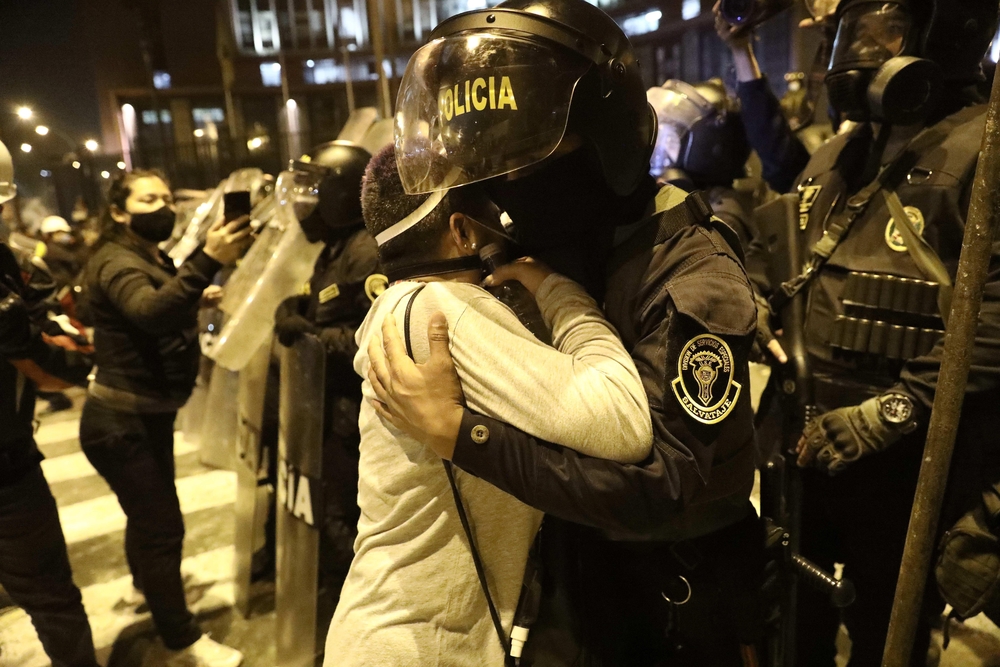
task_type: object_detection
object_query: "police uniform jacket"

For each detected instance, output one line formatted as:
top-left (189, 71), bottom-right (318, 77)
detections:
top-left (1, 244), bottom-right (90, 485)
top-left (447, 184), bottom-right (759, 542)
top-left (754, 102), bottom-right (1000, 509)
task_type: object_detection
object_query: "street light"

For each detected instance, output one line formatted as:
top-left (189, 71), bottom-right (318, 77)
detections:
top-left (35, 125), bottom-right (49, 136)
top-left (100, 171), bottom-right (110, 179)
top-left (84, 139), bottom-right (99, 152)
top-left (16, 106), bottom-right (32, 120)
top-left (71, 161), bottom-right (81, 169)
top-left (117, 161), bottom-right (126, 169)
top-left (20, 143), bottom-right (31, 153)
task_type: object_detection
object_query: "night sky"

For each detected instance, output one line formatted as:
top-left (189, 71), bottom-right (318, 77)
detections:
top-left (0, 0), bottom-right (102, 147)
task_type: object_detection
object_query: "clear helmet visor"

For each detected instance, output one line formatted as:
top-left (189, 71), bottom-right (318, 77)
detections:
top-left (830, 3), bottom-right (910, 70)
top-left (394, 30), bottom-right (593, 194)
top-left (279, 162), bottom-right (326, 222)
top-left (646, 81), bottom-right (714, 177)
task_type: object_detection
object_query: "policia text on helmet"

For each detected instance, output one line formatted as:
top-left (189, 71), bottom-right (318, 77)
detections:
top-left (394, 0), bottom-right (659, 293)
top-left (825, 0), bottom-right (999, 125)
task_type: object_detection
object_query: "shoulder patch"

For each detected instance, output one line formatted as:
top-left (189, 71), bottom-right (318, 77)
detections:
top-left (671, 334), bottom-right (742, 424)
top-left (884, 206), bottom-right (925, 252)
top-left (365, 273), bottom-right (389, 302)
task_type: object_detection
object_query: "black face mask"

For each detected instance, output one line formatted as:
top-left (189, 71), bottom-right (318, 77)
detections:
top-left (129, 206), bottom-right (176, 243)
top-left (485, 149), bottom-right (621, 289)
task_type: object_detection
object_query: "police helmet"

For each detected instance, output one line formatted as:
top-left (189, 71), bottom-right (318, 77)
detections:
top-left (394, 0), bottom-right (656, 197)
top-left (289, 141), bottom-right (371, 236)
top-left (826, 0), bottom-right (1000, 123)
top-left (647, 79), bottom-right (749, 187)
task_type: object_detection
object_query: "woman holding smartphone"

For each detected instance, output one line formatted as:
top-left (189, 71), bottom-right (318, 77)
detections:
top-left (80, 170), bottom-right (251, 667)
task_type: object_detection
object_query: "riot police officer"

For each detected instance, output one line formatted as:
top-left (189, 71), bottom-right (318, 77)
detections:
top-left (750, 1), bottom-right (1000, 664)
top-left (648, 78), bottom-right (756, 248)
top-left (272, 141), bottom-right (383, 592)
top-left (370, 0), bottom-right (764, 663)
top-left (0, 139), bottom-right (99, 667)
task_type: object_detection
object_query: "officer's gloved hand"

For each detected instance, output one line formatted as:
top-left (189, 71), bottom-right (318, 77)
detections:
top-left (750, 292), bottom-right (788, 365)
top-left (273, 296), bottom-right (318, 348)
top-left (318, 326), bottom-right (358, 359)
top-left (796, 395), bottom-right (916, 475)
top-left (0, 288), bottom-right (34, 358)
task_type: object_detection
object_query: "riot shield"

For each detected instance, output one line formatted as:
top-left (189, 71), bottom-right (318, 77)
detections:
top-left (359, 118), bottom-right (395, 156)
top-left (233, 336), bottom-right (277, 617)
top-left (168, 168), bottom-right (269, 266)
top-left (276, 333), bottom-right (327, 667)
top-left (335, 107), bottom-right (378, 144)
top-left (210, 170), bottom-right (324, 371)
top-left (198, 361), bottom-right (240, 470)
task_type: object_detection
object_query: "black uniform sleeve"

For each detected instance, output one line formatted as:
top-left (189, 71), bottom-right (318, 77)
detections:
top-left (99, 249), bottom-right (221, 334)
top-left (452, 240), bottom-right (758, 536)
top-left (736, 77), bottom-right (811, 195)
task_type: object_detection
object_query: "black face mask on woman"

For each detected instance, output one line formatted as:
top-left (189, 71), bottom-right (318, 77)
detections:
top-left (128, 206), bottom-right (176, 243)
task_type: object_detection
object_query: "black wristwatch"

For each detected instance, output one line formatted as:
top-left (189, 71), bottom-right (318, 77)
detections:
top-left (877, 393), bottom-right (918, 434)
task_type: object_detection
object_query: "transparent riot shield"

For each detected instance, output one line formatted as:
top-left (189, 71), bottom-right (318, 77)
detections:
top-left (276, 333), bottom-right (327, 667)
top-left (210, 170), bottom-right (324, 371)
top-left (169, 168), bottom-right (269, 266)
top-left (199, 361), bottom-right (240, 470)
top-left (359, 118), bottom-right (395, 156)
top-left (335, 107), bottom-right (378, 144)
top-left (233, 336), bottom-right (277, 617)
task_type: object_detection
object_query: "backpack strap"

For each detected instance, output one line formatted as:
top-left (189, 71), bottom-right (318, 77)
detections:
top-left (400, 284), bottom-right (514, 665)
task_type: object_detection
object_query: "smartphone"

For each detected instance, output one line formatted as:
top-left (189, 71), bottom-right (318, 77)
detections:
top-left (224, 191), bottom-right (252, 223)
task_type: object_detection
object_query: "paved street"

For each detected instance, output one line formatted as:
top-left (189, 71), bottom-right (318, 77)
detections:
top-left (1, 386), bottom-right (998, 666)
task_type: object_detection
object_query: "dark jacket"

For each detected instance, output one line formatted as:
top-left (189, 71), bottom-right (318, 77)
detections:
top-left (1, 243), bottom-right (91, 485)
top-left (736, 77), bottom-right (812, 195)
top-left (450, 186), bottom-right (759, 541)
top-left (84, 234), bottom-right (220, 404)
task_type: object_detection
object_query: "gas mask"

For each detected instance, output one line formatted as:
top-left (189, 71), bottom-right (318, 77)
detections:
top-left (826, 1), bottom-right (941, 125)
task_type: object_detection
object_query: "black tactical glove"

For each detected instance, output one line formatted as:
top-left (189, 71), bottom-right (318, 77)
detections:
top-left (0, 287), bottom-right (34, 359)
top-left (797, 394), bottom-right (919, 475)
top-left (318, 326), bottom-right (359, 359)
top-left (273, 295), bottom-right (318, 347)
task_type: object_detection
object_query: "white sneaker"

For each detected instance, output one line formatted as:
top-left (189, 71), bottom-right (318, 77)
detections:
top-left (165, 635), bottom-right (243, 667)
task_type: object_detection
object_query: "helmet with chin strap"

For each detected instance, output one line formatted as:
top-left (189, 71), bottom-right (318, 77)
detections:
top-left (825, 0), bottom-right (999, 124)
top-left (647, 79), bottom-right (749, 187)
top-left (393, 0), bottom-right (656, 197)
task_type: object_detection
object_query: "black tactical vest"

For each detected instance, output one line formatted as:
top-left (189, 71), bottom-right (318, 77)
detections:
top-left (794, 107), bottom-right (985, 391)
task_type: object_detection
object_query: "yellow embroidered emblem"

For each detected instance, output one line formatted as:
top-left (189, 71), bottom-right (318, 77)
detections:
top-left (671, 335), bottom-right (742, 424)
top-left (365, 274), bottom-right (389, 302)
top-left (884, 206), bottom-right (925, 253)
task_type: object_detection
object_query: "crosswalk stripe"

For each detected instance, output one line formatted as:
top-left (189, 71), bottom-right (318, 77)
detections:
top-left (0, 546), bottom-right (237, 667)
top-left (33, 420), bottom-right (82, 447)
top-left (58, 470), bottom-right (237, 545)
top-left (40, 440), bottom-right (199, 484)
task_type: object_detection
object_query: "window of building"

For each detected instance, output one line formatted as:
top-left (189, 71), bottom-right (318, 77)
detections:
top-left (304, 58), bottom-right (342, 84)
top-left (621, 9), bottom-right (662, 37)
top-left (192, 108), bottom-right (226, 125)
top-left (141, 109), bottom-right (173, 125)
top-left (682, 0), bottom-right (701, 20)
top-left (153, 71), bottom-right (172, 90)
top-left (260, 61), bottom-right (282, 87)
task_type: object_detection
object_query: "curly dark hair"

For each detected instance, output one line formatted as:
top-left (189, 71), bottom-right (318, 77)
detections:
top-left (362, 145), bottom-right (492, 272)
